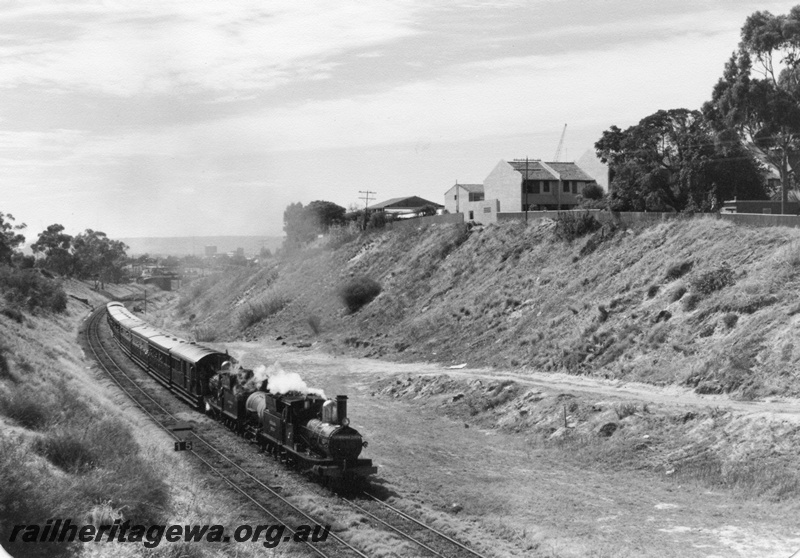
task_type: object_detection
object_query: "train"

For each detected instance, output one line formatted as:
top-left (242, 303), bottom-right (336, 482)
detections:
top-left (105, 301), bottom-right (376, 484)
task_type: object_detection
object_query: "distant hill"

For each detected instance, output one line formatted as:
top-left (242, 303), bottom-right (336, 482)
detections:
top-left (119, 236), bottom-right (283, 257)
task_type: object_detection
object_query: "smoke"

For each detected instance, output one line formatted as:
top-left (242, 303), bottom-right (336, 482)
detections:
top-left (246, 362), bottom-right (326, 398)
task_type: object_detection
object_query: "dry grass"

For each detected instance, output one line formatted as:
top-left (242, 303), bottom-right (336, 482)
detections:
top-left (237, 287), bottom-right (292, 328)
top-left (171, 217), bottom-right (800, 401)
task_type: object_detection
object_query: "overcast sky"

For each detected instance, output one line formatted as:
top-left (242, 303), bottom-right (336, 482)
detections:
top-left (1, 0), bottom-right (794, 239)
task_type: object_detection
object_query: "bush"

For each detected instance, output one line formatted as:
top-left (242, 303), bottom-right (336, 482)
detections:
top-left (683, 292), bottom-right (701, 311)
top-left (691, 263), bottom-right (735, 295)
top-left (0, 345), bottom-right (10, 380)
top-left (237, 290), bottom-right (291, 328)
top-left (647, 285), bottom-right (659, 298)
top-left (194, 325), bottom-right (219, 342)
top-left (339, 276), bottom-right (382, 313)
top-left (670, 285), bottom-right (687, 302)
top-left (0, 266), bottom-right (68, 313)
top-left (33, 430), bottom-right (97, 472)
top-left (1, 307), bottom-right (24, 323)
top-left (582, 183), bottom-right (605, 200)
top-left (665, 260), bottom-right (693, 281)
top-left (307, 314), bottom-right (322, 335)
top-left (554, 211), bottom-right (602, 241)
top-left (723, 313), bottom-right (739, 329)
top-left (0, 389), bottom-right (53, 429)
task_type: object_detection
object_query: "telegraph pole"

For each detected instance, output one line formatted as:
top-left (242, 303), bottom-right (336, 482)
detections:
top-left (359, 190), bottom-right (376, 229)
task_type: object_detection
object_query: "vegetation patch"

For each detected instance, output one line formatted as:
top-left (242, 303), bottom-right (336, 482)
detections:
top-left (0, 389), bottom-right (54, 429)
top-left (237, 289), bottom-right (292, 328)
top-left (665, 260), bottom-right (693, 281)
top-left (0, 266), bottom-right (67, 313)
top-left (691, 263), bottom-right (735, 295)
top-left (339, 276), bottom-right (382, 313)
top-left (554, 211), bottom-right (602, 242)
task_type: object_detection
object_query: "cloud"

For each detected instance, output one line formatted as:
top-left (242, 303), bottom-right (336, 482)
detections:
top-left (0, 1), bottom-right (420, 96)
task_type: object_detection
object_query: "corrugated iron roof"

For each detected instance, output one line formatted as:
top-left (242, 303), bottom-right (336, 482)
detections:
top-left (509, 160), bottom-right (595, 181)
top-left (369, 195), bottom-right (443, 210)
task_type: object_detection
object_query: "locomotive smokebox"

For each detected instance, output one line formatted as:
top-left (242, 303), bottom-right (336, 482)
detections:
top-left (336, 395), bottom-right (348, 425)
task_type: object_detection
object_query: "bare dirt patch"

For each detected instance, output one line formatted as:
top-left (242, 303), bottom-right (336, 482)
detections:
top-left (220, 340), bottom-right (800, 558)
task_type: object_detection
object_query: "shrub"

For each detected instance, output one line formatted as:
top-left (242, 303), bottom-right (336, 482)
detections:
top-left (0, 266), bottom-right (68, 313)
top-left (0, 389), bottom-right (53, 429)
top-left (683, 292), bottom-right (701, 311)
top-left (237, 290), bottom-right (291, 328)
top-left (723, 313), bottom-right (739, 329)
top-left (647, 285), bottom-right (659, 298)
top-left (554, 211), bottom-right (602, 241)
top-left (368, 211), bottom-right (388, 229)
top-left (670, 285), bottom-right (687, 302)
top-left (1, 307), bottom-right (24, 323)
top-left (339, 276), bottom-right (382, 313)
top-left (194, 325), bottom-right (219, 342)
top-left (307, 314), bottom-right (322, 335)
top-left (33, 430), bottom-right (97, 472)
top-left (0, 345), bottom-right (10, 380)
top-left (614, 402), bottom-right (638, 419)
top-left (665, 260), bottom-right (693, 281)
top-left (582, 183), bottom-right (605, 201)
top-left (691, 263), bottom-right (735, 295)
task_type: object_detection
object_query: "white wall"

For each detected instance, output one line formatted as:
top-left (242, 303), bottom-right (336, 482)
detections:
top-left (483, 160), bottom-right (522, 213)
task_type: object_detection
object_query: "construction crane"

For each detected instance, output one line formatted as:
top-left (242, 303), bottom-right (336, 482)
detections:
top-left (553, 123), bottom-right (567, 162)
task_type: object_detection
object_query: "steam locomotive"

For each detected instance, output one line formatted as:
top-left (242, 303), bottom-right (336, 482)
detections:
top-left (105, 301), bottom-right (376, 483)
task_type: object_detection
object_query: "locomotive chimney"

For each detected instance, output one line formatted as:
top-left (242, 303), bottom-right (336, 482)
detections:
top-left (336, 395), bottom-right (348, 425)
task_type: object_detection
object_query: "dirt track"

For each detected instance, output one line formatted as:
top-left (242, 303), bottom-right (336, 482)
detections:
top-left (221, 340), bottom-right (800, 558)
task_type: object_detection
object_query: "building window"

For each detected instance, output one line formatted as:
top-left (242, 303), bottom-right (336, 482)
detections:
top-left (523, 180), bottom-right (540, 194)
top-left (572, 181), bottom-right (578, 194)
top-left (468, 210), bottom-right (474, 220)
top-left (468, 192), bottom-right (484, 202)
top-left (543, 181), bottom-right (550, 193)
top-left (563, 180), bottom-right (570, 193)
top-left (454, 195), bottom-right (457, 200)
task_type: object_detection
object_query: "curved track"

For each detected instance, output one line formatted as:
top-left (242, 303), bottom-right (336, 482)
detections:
top-left (85, 306), bottom-right (366, 558)
top-left (85, 304), bottom-right (497, 558)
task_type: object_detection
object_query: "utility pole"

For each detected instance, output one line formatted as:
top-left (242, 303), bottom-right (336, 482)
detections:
top-left (359, 190), bottom-right (376, 229)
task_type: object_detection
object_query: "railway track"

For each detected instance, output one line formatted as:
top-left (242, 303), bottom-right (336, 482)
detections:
top-left (84, 306), bottom-right (366, 558)
top-left (84, 304), bottom-right (498, 558)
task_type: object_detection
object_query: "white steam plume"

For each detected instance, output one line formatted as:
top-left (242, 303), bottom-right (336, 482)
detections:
top-left (252, 362), bottom-right (326, 398)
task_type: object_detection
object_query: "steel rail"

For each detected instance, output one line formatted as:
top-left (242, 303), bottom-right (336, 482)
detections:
top-left (86, 307), bottom-right (366, 558)
top-left (362, 491), bottom-right (489, 558)
top-left (338, 496), bottom-right (445, 557)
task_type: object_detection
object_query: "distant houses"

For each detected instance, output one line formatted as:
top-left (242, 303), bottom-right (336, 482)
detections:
top-left (368, 196), bottom-right (443, 217)
top-left (444, 158), bottom-right (600, 223)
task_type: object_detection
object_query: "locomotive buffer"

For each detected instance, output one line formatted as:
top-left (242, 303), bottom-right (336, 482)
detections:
top-left (170, 421), bottom-right (194, 451)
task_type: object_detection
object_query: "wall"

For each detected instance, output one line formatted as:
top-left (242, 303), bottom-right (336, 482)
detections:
top-left (483, 160), bottom-right (522, 213)
top-left (497, 209), bottom-right (800, 230)
top-left (384, 212), bottom-right (465, 231)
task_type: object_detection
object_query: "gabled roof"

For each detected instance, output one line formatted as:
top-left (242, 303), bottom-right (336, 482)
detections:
top-left (369, 196), bottom-right (443, 210)
top-left (456, 183), bottom-right (484, 193)
top-left (508, 160), bottom-right (595, 181)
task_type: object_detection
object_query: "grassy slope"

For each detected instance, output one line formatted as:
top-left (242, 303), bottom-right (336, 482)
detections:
top-left (172, 217), bottom-right (800, 400)
top-left (0, 281), bottom-right (271, 558)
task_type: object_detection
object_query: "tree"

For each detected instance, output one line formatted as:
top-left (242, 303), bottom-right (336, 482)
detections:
top-left (31, 224), bottom-right (73, 275)
top-left (703, 7), bottom-right (800, 211)
top-left (283, 202), bottom-right (317, 250)
top-left (283, 200), bottom-right (346, 249)
top-left (0, 212), bottom-right (26, 265)
top-left (305, 200), bottom-right (346, 232)
top-left (596, 109), bottom-right (766, 212)
top-left (72, 229), bottom-right (128, 284)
